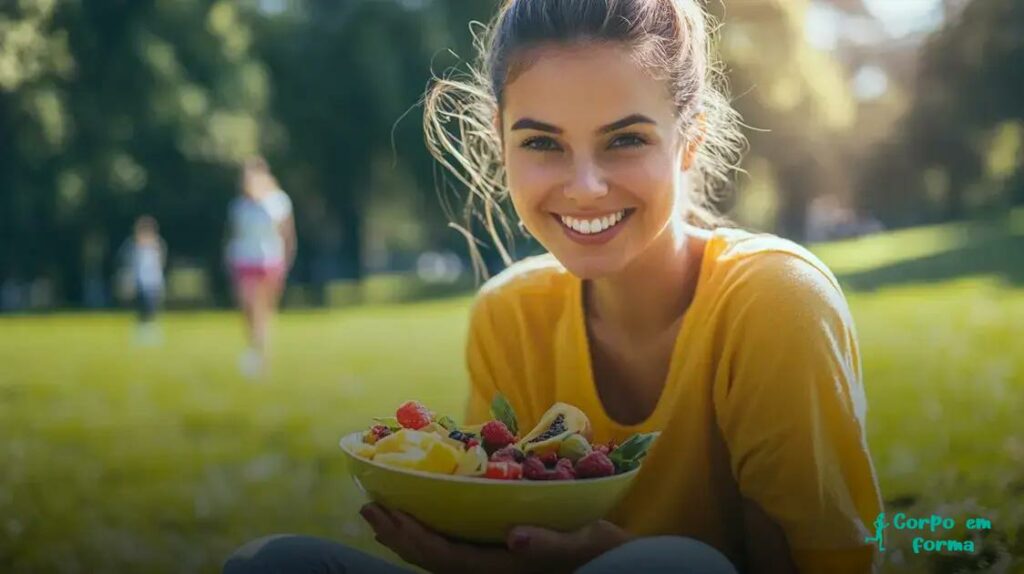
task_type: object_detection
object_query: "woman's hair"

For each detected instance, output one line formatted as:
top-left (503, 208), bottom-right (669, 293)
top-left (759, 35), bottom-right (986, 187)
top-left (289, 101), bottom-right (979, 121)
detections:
top-left (423, 0), bottom-right (745, 279)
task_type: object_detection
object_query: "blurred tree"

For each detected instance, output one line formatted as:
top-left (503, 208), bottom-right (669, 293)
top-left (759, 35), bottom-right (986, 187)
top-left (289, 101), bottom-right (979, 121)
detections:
top-left (251, 0), bottom-right (470, 301)
top-left (863, 0), bottom-right (1024, 224)
top-left (0, 0), bottom-right (269, 305)
top-left (263, 0), bottom-right (524, 289)
top-left (15, 0), bottom-right (1017, 307)
top-left (1, 0), bottom-right (75, 296)
top-left (715, 0), bottom-right (857, 240)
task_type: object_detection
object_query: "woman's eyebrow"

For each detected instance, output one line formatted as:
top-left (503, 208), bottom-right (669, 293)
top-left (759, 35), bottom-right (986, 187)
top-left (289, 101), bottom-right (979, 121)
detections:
top-left (509, 114), bottom-right (655, 135)
top-left (597, 114), bottom-right (656, 133)
top-left (510, 118), bottom-right (561, 133)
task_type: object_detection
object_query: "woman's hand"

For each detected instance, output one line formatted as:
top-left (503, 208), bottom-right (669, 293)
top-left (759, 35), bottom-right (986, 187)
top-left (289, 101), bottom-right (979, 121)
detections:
top-left (360, 502), bottom-right (633, 574)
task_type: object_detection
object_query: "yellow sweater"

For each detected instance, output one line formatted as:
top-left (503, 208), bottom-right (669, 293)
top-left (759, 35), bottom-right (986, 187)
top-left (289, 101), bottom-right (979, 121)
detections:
top-left (463, 228), bottom-right (882, 573)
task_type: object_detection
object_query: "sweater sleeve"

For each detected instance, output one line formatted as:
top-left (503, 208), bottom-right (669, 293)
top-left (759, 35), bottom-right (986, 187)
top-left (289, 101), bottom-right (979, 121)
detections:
top-left (713, 253), bottom-right (882, 574)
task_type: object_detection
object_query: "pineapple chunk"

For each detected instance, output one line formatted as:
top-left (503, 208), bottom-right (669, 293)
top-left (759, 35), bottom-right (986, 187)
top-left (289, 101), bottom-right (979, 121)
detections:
top-left (375, 447), bottom-right (427, 470)
top-left (455, 445), bottom-right (488, 476)
top-left (374, 429), bottom-right (440, 454)
top-left (350, 442), bottom-right (376, 460)
top-left (417, 441), bottom-right (461, 474)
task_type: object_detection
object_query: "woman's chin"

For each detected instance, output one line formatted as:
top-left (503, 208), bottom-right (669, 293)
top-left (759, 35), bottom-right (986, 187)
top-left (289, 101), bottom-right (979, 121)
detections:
top-left (554, 253), bottom-right (630, 281)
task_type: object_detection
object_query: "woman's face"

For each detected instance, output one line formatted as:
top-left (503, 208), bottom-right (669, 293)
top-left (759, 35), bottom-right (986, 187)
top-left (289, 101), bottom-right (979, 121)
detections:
top-left (501, 43), bottom-right (689, 280)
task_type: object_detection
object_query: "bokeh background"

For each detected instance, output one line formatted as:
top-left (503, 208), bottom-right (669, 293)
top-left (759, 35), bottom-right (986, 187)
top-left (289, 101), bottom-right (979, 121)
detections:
top-left (1, 0), bottom-right (1022, 572)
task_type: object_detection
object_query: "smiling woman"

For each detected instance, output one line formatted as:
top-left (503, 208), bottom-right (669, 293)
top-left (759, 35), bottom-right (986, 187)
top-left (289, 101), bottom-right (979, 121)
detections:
top-left (423, 1), bottom-right (744, 280)
top-left (225, 1), bottom-right (882, 573)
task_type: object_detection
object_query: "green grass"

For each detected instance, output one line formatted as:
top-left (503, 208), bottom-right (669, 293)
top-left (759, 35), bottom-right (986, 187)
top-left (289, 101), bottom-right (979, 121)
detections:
top-left (1, 212), bottom-right (1023, 573)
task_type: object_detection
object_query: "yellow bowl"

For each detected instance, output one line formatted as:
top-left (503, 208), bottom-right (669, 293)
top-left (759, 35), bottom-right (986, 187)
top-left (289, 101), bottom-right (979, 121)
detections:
top-left (339, 431), bottom-right (639, 544)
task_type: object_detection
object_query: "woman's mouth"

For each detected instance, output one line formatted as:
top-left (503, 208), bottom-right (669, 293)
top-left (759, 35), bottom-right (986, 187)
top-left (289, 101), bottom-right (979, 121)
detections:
top-left (551, 208), bottom-right (635, 245)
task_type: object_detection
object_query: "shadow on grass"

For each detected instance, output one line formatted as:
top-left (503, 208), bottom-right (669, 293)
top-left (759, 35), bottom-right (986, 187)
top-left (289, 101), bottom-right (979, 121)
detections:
top-left (835, 232), bottom-right (1024, 291)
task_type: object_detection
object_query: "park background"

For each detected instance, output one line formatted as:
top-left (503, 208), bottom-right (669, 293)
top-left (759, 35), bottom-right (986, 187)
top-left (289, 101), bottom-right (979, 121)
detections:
top-left (1, 0), bottom-right (1022, 572)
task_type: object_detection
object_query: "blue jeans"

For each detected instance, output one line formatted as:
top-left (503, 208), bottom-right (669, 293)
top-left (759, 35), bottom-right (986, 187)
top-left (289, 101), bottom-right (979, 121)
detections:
top-left (223, 534), bottom-right (738, 574)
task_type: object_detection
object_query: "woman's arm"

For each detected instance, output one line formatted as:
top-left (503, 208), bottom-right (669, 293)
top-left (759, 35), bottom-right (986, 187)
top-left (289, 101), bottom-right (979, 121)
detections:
top-left (714, 253), bottom-right (882, 574)
top-left (279, 213), bottom-right (297, 271)
top-left (742, 497), bottom-right (799, 573)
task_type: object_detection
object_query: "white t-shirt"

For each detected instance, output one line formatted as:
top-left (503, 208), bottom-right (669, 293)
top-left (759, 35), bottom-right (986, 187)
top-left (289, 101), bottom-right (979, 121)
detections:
top-left (227, 190), bottom-right (293, 267)
top-left (120, 238), bottom-right (166, 290)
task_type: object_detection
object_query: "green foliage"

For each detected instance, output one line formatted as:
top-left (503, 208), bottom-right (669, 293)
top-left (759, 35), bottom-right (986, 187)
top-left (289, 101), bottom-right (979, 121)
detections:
top-left (863, 0), bottom-right (1024, 225)
top-left (0, 0), bottom-right (270, 305)
top-left (717, 1), bottom-right (857, 239)
top-left (2, 0), bottom-right (1022, 310)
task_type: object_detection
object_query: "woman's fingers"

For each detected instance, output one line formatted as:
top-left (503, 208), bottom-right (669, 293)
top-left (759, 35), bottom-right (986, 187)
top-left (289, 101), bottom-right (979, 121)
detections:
top-left (360, 505), bottom-right (456, 570)
top-left (359, 503), bottom-right (399, 538)
top-left (507, 525), bottom-right (588, 567)
top-left (361, 503), bottom-right (559, 574)
top-left (507, 520), bottom-right (634, 569)
top-left (388, 510), bottom-right (456, 568)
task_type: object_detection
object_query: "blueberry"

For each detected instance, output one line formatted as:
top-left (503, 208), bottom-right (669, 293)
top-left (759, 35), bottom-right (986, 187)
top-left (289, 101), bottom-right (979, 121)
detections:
top-left (448, 430), bottom-right (476, 443)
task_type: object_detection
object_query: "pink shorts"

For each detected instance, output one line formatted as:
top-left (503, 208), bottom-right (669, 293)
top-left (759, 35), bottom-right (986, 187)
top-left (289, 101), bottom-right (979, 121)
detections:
top-left (231, 262), bottom-right (285, 297)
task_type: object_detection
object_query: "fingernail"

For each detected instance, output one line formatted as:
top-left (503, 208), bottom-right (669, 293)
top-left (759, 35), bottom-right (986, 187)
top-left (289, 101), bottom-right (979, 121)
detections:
top-left (510, 531), bottom-right (530, 551)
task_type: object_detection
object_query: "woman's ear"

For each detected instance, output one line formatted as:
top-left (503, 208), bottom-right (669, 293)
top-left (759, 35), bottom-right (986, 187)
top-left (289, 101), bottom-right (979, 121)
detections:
top-left (682, 112), bottom-right (706, 171)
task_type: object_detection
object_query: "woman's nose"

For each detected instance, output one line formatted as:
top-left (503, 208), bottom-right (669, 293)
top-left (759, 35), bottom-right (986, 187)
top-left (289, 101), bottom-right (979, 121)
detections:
top-left (563, 160), bottom-right (608, 202)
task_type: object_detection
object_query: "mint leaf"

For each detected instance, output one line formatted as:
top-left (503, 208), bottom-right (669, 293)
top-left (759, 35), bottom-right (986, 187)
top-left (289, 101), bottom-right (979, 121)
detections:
top-left (616, 432), bottom-right (657, 459)
top-left (608, 432), bottom-right (658, 471)
top-left (372, 417), bottom-right (402, 432)
top-left (612, 458), bottom-right (641, 473)
top-left (490, 393), bottom-right (518, 436)
top-left (436, 415), bottom-right (459, 432)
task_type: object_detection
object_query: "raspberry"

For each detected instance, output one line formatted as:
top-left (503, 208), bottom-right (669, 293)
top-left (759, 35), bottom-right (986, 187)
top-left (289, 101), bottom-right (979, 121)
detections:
top-left (396, 401), bottom-right (432, 430)
top-left (575, 451), bottom-right (615, 478)
top-left (538, 451), bottom-right (558, 467)
top-left (465, 438), bottom-right (480, 449)
top-left (593, 444), bottom-right (610, 456)
top-left (364, 424), bottom-right (392, 444)
top-left (490, 445), bottom-right (525, 463)
top-left (522, 457), bottom-right (548, 480)
top-left (522, 456), bottom-right (575, 480)
top-left (551, 458), bottom-right (575, 481)
top-left (481, 420), bottom-right (516, 451)
top-left (484, 461), bottom-right (522, 480)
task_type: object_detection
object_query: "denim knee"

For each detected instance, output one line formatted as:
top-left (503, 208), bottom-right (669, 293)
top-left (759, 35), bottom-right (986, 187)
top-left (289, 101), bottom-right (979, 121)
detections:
top-left (223, 534), bottom-right (414, 574)
top-left (576, 536), bottom-right (737, 574)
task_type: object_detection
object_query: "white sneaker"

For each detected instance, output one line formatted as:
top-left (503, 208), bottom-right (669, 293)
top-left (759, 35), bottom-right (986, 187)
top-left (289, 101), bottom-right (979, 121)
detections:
top-left (238, 349), bottom-right (264, 379)
top-left (134, 323), bottom-right (163, 347)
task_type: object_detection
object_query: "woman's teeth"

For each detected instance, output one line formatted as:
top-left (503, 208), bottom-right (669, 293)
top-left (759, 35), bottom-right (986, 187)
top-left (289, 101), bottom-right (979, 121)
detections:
top-left (558, 210), bottom-right (627, 235)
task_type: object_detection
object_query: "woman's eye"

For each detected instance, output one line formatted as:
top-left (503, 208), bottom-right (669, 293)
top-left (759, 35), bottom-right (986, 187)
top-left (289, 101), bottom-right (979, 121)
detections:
top-left (609, 133), bottom-right (648, 149)
top-left (521, 136), bottom-right (562, 152)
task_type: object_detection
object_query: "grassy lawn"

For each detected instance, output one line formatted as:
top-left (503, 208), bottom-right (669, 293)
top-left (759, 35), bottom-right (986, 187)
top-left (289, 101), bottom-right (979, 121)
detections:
top-left (1, 212), bottom-right (1022, 573)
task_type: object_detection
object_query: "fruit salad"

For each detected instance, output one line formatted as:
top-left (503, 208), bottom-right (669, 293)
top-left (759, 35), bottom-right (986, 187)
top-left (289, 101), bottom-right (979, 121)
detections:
top-left (346, 394), bottom-right (657, 481)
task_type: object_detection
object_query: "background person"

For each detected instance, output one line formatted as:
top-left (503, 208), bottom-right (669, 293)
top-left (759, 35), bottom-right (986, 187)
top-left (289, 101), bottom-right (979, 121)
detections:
top-left (225, 156), bottom-right (296, 378)
top-left (119, 215), bottom-right (167, 346)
